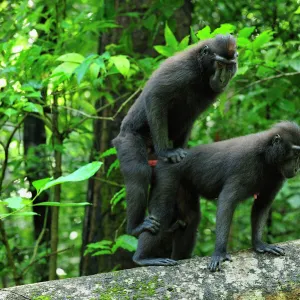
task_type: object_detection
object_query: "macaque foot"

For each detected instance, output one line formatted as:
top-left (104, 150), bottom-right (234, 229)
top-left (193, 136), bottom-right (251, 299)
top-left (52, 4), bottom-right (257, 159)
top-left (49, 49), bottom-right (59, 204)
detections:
top-left (208, 253), bottom-right (232, 272)
top-left (133, 257), bottom-right (178, 266)
top-left (159, 148), bottom-right (188, 163)
top-left (168, 219), bottom-right (187, 233)
top-left (130, 216), bottom-right (160, 236)
top-left (254, 242), bottom-right (285, 256)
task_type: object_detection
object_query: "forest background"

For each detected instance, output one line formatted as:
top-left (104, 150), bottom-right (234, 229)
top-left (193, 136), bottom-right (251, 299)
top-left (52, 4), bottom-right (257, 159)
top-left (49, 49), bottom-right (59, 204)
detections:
top-left (0, 0), bottom-right (300, 287)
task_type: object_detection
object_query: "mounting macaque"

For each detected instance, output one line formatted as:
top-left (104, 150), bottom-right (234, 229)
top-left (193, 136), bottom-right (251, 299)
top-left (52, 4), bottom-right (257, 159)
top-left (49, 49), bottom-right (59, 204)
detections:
top-left (113, 35), bottom-right (238, 236)
top-left (133, 122), bottom-right (300, 271)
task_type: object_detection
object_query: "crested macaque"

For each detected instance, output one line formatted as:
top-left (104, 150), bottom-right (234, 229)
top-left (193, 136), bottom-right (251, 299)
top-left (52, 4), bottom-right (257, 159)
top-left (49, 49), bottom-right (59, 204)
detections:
top-left (133, 122), bottom-right (300, 271)
top-left (113, 35), bottom-right (238, 237)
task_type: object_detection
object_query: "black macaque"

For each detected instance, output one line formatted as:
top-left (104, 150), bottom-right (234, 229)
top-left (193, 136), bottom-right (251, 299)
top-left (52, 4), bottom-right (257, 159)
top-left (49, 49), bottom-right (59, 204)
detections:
top-left (113, 35), bottom-right (238, 237)
top-left (133, 122), bottom-right (300, 271)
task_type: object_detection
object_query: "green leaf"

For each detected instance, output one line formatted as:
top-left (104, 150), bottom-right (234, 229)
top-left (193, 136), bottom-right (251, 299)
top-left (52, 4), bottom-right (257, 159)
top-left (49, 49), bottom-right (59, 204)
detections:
top-left (164, 23), bottom-right (178, 48)
top-left (89, 63), bottom-right (101, 80)
top-left (57, 53), bottom-right (85, 63)
top-left (110, 187), bottom-right (126, 210)
top-left (212, 24), bottom-right (236, 36)
top-left (100, 147), bottom-right (117, 158)
top-left (278, 100), bottom-right (295, 112)
top-left (111, 234), bottom-right (138, 253)
top-left (0, 212), bottom-right (39, 218)
top-left (178, 35), bottom-right (190, 50)
top-left (237, 37), bottom-right (251, 48)
top-left (295, 6), bottom-right (300, 14)
top-left (110, 55), bottom-right (130, 77)
top-left (190, 27), bottom-right (198, 43)
top-left (153, 45), bottom-right (174, 57)
top-left (143, 15), bottom-right (156, 30)
top-left (75, 57), bottom-right (94, 84)
top-left (107, 159), bottom-right (119, 178)
top-left (23, 102), bottom-right (43, 115)
top-left (252, 31), bottom-right (273, 50)
top-left (26, 92), bottom-right (42, 99)
top-left (237, 66), bottom-right (249, 75)
top-left (92, 250), bottom-right (112, 256)
top-left (52, 62), bottom-right (79, 77)
top-left (40, 162), bottom-right (102, 192)
top-left (288, 195), bottom-right (300, 208)
top-left (238, 27), bottom-right (255, 38)
top-left (32, 177), bottom-right (52, 192)
top-left (33, 202), bottom-right (91, 207)
top-left (196, 26), bottom-right (211, 40)
top-left (4, 108), bottom-right (18, 117)
top-left (2, 197), bottom-right (25, 209)
top-left (84, 240), bottom-right (113, 256)
top-left (289, 58), bottom-right (300, 71)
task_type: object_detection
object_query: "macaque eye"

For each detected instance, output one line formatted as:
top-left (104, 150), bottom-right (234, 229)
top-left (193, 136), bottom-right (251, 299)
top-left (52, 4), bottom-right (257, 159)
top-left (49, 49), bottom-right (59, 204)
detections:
top-left (202, 45), bottom-right (209, 55)
top-left (273, 134), bottom-right (281, 144)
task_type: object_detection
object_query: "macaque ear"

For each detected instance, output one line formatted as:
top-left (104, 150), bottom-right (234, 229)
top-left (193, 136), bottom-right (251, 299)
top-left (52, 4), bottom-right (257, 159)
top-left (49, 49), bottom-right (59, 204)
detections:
top-left (272, 134), bottom-right (281, 145)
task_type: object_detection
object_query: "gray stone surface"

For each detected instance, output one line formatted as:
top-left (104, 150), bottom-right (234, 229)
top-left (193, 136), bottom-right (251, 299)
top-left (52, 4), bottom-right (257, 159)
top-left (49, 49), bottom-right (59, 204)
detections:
top-left (1, 240), bottom-right (300, 300)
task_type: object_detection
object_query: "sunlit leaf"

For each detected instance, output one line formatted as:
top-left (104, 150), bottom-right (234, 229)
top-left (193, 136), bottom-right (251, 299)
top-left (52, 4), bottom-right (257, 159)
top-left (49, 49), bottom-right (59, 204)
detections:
top-left (4, 108), bottom-right (18, 117)
top-left (212, 24), bottom-right (236, 36)
top-left (2, 197), bottom-right (25, 209)
top-left (154, 45), bottom-right (174, 57)
top-left (40, 162), bottom-right (102, 192)
top-left (238, 27), bottom-right (255, 38)
top-left (178, 35), bottom-right (190, 50)
top-left (52, 62), bottom-right (79, 77)
top-left (295, 6), bottom-right (300, 14)
top-left (111, 234), bottom-right (138, 253)
top-left (252, 31), bottom-right (273, 50)
top-left (110, 55), bottom-right (130, 77)
top-left (164, 23), bottom-right (178, 48)
top-left (0, 212), bottom-right (39, 218)
top-left (23, 102), bottom-right (43, 115)
top-left (56, 53), bottom-right (85, 63)
top-left (33, 177), bottom-right (52, 192)
top-left (100, 147), bottom-right (117, 158)
top-left (196, 26), bottom-right (211, 40)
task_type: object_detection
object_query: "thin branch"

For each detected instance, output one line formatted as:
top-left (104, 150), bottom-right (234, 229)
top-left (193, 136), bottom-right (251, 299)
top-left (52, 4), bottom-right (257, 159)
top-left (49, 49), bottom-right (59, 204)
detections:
top-left (27, 208), bottom-right (49, 268)
top-left (232, 71), bottom-right (300, 98)
top-left (22, 246), bottom-right (73, 276)
top-left (59, 105), bottom-right (114, 120)
top-left (0, 115), bottom-right (27, 194)
top-left (94, 177), bottom-right (124, 187)
top-left (112, 87), bottom-right (142, 119)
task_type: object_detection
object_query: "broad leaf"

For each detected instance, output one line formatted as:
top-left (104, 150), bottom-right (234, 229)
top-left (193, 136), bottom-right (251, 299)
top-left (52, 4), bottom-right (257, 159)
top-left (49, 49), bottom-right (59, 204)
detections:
top-left (110, 55), bottom-right (130, 77)
top-left (212, 24), bottom-right (236, 36)
top-left (40, 162), bottom-right (102, 192)
top-left (33, 177), bottom-right (52, 192)
top-left (164, 23), bottom-right (178, 48)
top-left (57, 53), bottom-right (85, 63)
top-left (111, 234), bottom-right (138, 253)
top-left (2, 197), bottom-right (25, 209)
top-left (238, 27), bottom-right (255, 38)
top-left (196, 26), bottom-right (211, 40)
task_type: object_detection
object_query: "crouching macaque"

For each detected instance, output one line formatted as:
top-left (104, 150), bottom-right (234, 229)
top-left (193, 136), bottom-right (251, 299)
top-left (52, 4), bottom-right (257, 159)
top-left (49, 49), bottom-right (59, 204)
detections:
top-left (133, 122), bottom-right (300, 271)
